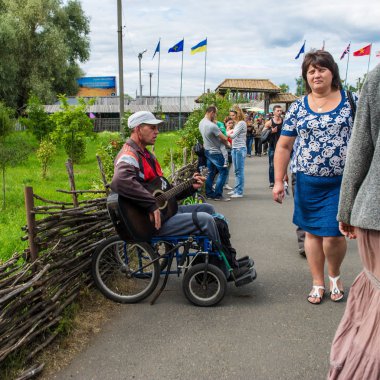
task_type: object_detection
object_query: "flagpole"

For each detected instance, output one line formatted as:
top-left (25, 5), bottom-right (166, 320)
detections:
top-left (344, 41), bottom-right (351, 89)
top-left (179, 38), bottom-right (184, 129)
top-left (203, 37), bottom-right (207, 95)
top-left (366, 43), bottom-right (372, 77)
top-left (301, 40), bottom-right (306, 95)
top-left (156, 38), bottom-right (161, 109)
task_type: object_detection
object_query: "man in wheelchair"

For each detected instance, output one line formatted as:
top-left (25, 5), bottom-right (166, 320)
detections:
top-left (110, 111), bottom-right (255, 280)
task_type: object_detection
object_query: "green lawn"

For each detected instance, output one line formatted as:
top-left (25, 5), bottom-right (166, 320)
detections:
top-left (0, 131), bottom-right (181, 261)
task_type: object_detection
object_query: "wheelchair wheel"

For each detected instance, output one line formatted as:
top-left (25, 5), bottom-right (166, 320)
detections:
top-left (182, 263), bottom-right (227, 306)
top-left (92, 236), bottom-right (160, 304)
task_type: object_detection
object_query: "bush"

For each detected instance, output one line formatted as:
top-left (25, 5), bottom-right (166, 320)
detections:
top-left (0, 101), bottom-right (14, 139)
top-left (36, 139), bottom-right (56, 178)
top-left (96, 133), bottom-right (124, 182)
top-left (0, 132), bottom-right (35, 209)
top-left (20, 95), bottom-right (54, 142)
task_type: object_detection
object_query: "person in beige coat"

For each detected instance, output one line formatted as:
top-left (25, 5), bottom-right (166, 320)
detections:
top-left (328, 64), bottom-right (380, 380)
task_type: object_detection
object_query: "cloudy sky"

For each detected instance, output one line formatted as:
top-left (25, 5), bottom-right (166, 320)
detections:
top-left (79, 0), bottom-right (379, 98)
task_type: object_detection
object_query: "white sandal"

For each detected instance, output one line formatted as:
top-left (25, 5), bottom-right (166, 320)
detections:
top-left (307, 285), bottom-right (325, 305)
top-left (329, 275), bottom-right (344, 302)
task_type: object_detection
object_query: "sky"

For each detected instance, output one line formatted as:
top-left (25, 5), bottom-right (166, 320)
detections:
top-left (79, 0), bottom-right (380, 98)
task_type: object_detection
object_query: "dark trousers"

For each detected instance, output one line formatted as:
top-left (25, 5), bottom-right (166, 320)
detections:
top-left (254, 137), bottom-right (262, 155)
top-left (291, 173), bottom-right (305, 252)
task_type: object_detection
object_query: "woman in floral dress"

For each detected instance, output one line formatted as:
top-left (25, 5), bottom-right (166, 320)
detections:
top-left (272, 50), bottom-right (358, 304)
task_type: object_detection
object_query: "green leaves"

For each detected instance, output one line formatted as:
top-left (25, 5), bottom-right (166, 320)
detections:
top-left (0, 0), bottom-right (90, 110)
top-left (49, 95), bottom-right (95, 163)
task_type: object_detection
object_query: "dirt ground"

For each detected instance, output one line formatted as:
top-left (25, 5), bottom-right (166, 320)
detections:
top-left (36, 288), bottom-right (122, 380)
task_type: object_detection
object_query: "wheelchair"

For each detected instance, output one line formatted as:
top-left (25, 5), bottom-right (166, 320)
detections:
top-left (91, 195), bottom-right (256, 307)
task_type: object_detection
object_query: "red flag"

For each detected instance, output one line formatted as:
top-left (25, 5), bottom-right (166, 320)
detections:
top-left (353, 44), bottom-right (371, 56)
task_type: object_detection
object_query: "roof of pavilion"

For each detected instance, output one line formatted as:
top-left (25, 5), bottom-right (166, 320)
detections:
top-left (215, 79), bottom-right (280, 93)
top-left (269, 92), bottom-right (298, 104)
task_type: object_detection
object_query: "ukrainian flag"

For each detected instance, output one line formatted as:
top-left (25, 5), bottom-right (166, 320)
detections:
top-left (191, 39), bottom-right (207, 55)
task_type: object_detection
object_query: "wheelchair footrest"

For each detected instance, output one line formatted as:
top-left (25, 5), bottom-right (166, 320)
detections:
top-left (234, 267), bottom-right (257, 287)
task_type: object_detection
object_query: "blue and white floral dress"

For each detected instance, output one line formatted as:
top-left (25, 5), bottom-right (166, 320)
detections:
top-left (282, 90), bottom-right (358, 236)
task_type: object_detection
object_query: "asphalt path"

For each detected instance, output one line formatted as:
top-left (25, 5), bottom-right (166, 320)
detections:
top-left (53, 155), bottom-right (361, 380)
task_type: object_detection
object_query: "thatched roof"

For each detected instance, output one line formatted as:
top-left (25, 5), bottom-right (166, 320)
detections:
top-left (216, 79), bottom-right (280, 93)
top-left (270, 92), bottom-right (298, 104)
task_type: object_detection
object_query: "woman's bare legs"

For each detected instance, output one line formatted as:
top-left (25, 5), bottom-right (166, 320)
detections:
top-left (305, 232), bottom-right (326, 303)
top-left (323, 236), bottom-right (346, 301)
top-left (305, 233), bottom-right (347, 303)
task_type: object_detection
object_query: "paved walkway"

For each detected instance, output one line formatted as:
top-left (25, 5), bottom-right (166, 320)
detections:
top-left (53, 156), bottom-right (361, 380)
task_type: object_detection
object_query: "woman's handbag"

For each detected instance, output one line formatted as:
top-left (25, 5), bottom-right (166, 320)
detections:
top-left (260, 128), bottom-right (271, 144)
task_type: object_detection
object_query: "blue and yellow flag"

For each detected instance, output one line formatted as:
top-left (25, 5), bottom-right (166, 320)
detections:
top-left (168, 39), bottom-right (184, 53)
top-left (191, 39), bottom-right (207, 55)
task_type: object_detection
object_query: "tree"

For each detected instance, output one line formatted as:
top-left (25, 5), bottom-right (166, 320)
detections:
top-left (0, 0), bottom-right (90, 111)
top-left (50, 95), bottom-right (95, 163)
top-left (177, 91), bottom-right (234, 154)
top-left (295, 76), bottom-right (306, 96)
top-left (279, 83), bottom-right (289, 93)
top-left (20, 94), bottom-right (55, 141)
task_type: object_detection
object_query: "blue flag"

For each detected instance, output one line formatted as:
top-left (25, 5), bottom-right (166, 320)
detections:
top-left (168, 39), bottom-right (184, 53)
top-left (295, 41), bottom-right (306, 59)
top-left (152, 40), bottom-right (160, 59)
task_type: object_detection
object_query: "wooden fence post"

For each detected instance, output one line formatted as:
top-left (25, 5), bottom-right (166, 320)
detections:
top-left (170, 149), bottom-right (175, 178)
top-left (24, 186), bottom-right (38, 261)
top-left (96, 155), bottom-right (110, 195)
top-left (65, 159), bottom-right (79, 207)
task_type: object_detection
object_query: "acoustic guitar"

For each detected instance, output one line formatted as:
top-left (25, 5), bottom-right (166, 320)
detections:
top-left (107, 174), bottom-right (205, 243)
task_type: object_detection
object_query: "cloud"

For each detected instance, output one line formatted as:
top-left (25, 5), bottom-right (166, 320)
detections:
top-left (79, 0), bottom-right (380, 97)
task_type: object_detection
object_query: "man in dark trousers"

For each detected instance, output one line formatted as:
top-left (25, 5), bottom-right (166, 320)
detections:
top-left (264, 105), bottom-right (283, 188)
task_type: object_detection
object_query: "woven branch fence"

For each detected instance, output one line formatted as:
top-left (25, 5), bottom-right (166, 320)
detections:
top-left (0, 150), bottom-right (196, 380)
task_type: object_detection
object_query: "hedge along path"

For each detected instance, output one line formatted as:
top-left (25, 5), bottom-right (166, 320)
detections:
top-left (0, 150), bottom-right (196, 380)
top-left (0, 157), bottom-right (113, 380)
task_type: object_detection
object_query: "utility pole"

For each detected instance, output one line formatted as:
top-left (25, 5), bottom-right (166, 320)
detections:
top-left (117, 0), bottom-right (124, 132)
top-left (138, 49), bottom-right (147, 99)
top-left (148, 72), bottom-right (153, 97)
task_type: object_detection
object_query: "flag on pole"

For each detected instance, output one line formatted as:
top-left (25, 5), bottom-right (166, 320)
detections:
top-left (353, 44), bottom-right (371, 56)
top-left (191, 39), bottom-right (207, 55)
top-left (168, 39), bottom-right (184, 53)
top-left (152, 40), bottom-right (160, 59)
top-left (295, 41), bottom-right (306, 59)
top-left (340, 43), bottom-right (351, 60)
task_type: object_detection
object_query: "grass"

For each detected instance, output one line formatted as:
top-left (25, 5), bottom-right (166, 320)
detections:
top-left (0, 130), bottom-right (181, 261)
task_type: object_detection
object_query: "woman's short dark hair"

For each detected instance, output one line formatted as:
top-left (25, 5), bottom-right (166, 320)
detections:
top-left (302, 50), bottom-right (342, 93)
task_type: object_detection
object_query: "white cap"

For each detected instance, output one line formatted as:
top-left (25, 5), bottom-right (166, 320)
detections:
top-left (127, 111), bottom-right (163, 129)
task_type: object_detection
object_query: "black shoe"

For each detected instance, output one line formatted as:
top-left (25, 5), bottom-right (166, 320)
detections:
top-left (229, 266), bottom-right (251, 281)
top-left (299, 248), bottom-right (306, 257)
top-left (237, 256), bottom-right (254, 268)
top-left (269, 183), bottom-right (274, 189)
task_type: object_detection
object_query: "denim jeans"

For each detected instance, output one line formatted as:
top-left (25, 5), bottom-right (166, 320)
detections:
top-left (246, 136), bottom-right (254, 156)
top-left (231, 147), bottom-right (247, 195)
top-left (268, 145), bottom-right (275, 185)
top-left (204, 150), bottom-right (228, 198)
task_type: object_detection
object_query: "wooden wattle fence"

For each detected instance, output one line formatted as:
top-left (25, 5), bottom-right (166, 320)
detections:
top-left (0, 150), bottom-right (196, 379)
top-left (0, 157), bottom-right (113, 379)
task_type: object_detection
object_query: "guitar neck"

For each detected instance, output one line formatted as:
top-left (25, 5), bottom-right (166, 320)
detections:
top-left (155, 178), bottom-right (195, 203)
